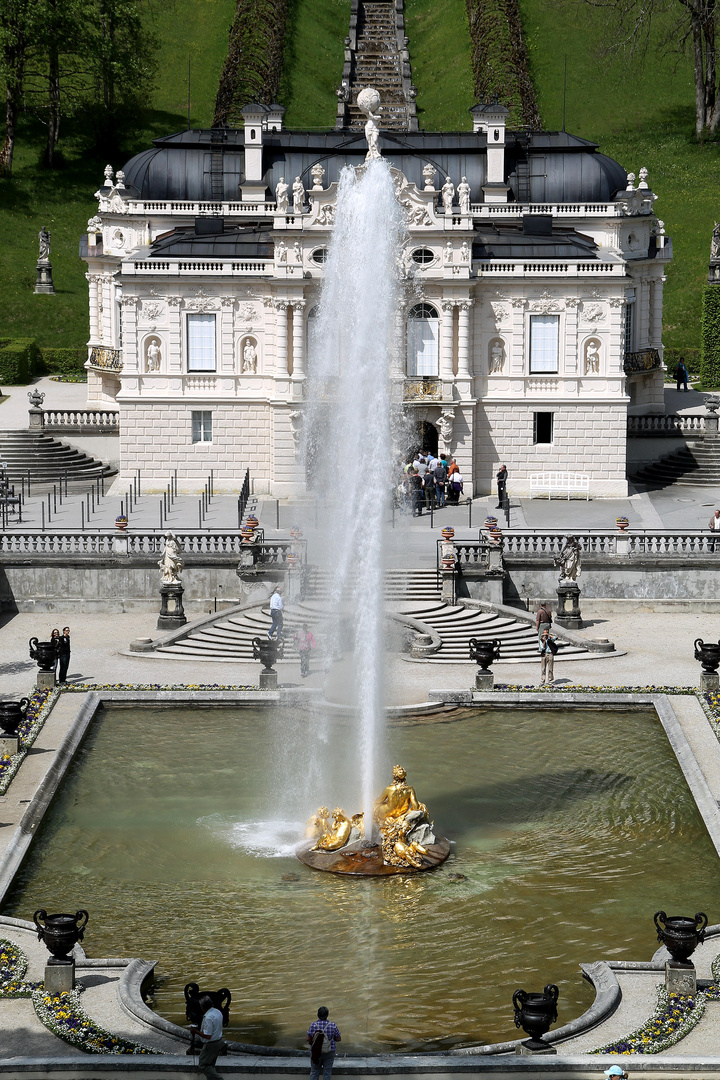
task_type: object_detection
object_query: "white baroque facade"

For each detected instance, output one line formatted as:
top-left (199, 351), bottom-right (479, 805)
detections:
top-left (81, 103), bottom-right (671, 497)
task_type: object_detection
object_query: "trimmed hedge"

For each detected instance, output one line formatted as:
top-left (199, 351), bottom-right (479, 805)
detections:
top-left (701, 285), bottom-right (720, 388)
top-left (664, 347), bottom-right (700, 378)
top-left (38, 348), bottom-right (86, 376)
top-left (465, 0), bottom-right (541, 129)
top-left (214, 0), bottom-right (289, 126)
top-left (0, 339), bottom-right (41, 385)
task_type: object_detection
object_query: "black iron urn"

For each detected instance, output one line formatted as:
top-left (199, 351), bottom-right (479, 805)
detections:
top-left (184, 982), bottom-right (231, 1054)
top-left (34, 909), bottom-right (89, 961)
top-left (654, 911), bottom-right (708, 963)
top-left (252, 636), bottom-right (281, 673)
top-left (29, 637), bottom-right (57, 672)
top-left (513, 983), bottom-right (559, 1049)
top-left (693, 639), bottom-right (720, 674)
top-left (469, 637), bottom-right (501, 671)
top-left (0, 697), bottom-right (29, 736)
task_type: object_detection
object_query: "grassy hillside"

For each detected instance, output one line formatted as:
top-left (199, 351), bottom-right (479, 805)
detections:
top-left (521, 0), bottom-right (720, 351)
top-left (404, 0), bottom-right (474, 130)
top-left (280, 0), bottom-right (350, 128)
top-left (0, 0), bottom-right (234, 349)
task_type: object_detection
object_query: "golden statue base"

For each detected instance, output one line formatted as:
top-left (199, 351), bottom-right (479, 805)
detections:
top-left (296, 836), bottom-right (451, 876)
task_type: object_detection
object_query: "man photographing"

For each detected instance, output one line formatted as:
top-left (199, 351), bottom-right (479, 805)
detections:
top-left (190, 995), bottom-right (225, 1080)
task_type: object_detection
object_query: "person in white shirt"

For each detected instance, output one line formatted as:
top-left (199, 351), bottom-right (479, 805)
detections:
top-left (268, 586), bottom-right (284, 639)
top-left (190, 996), bottom-right (224, 1080)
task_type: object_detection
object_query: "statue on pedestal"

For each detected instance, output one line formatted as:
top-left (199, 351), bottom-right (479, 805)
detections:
top-left (292, 176), bottom-right (305, 215)
top-left (711, 222), bottom-right (720, 261)
top-left (357, 86), bottom-right (382, 162)
top-left (275, 177), bottom-right (289, 213)
top-left (242, 340), bottom-right (257, 373)
top-left (158, 531), bottom-right (184, 584)
top-left (146, 340), bottom-right (161, 371)
top-left (38, 227), bottom-right (51, 262)
top-left (441, 176), bottom-right (455, 215)
top-left (457, 176), bottom-right (471, 215)
top-left (554, 535), bottom-right (581, 583)
top-left (34, 227), bottom-right (55, 294)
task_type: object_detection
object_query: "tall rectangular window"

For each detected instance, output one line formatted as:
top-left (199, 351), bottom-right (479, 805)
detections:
top-left (624, 302), bottom-right (634, 355)
top-left (191, 411), bottom-right (213, 443)
top-left (533, 412), bottom-right (554, 444)
top-left (187, 313), bottom-right (216, 371)
top-left (529, 314), bottom-right (560, 373)
top-left (407, 307), bottom-right (440, 377)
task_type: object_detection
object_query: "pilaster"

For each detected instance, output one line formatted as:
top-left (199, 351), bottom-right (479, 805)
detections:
top-left (275, 301), bottom-right (289, 377)
top-left (220, 296), bottom-right (235, 372)
top-left (564, 298), bottom-right (579, 375)
top-left (167, 296), bottom-right (183, 374)
top-left (120, 296), bottom-right (139, 373)
top-left (441, 301), bottom-right (454, 379)
top-left (292, 301), bottom-right (306, 378)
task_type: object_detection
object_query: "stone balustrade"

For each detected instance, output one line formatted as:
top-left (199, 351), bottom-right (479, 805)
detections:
top-left (627, 413), bottom-right (705, 435)
top-left (42, 409), bottom-right (120, 431)
top-left (0, 531), bottom-right (305, 563)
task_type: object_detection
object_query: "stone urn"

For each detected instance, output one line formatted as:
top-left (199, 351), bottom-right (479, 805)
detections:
top-left (115, 515), bottom-right (128, 531)
top-left (615, 517), bottom-right (629, 531)
top-left (469, 637), bottom-right (501, 671)
top-left (246, 515), bottom-right (259, 530)
top-left (441, 527), bottom-right (455, 541)
top-left (240, 526), bottom-right (255, 543)
top-left (513, 983), bottom-right (559, 1049)
top-left (29, 637), bottom-right (56, 672)
top-left (694, 638), bottom-right (720, 673)
top-left (654, 911), bottom-right (708, 963)
top-left (252, 635), bottom-right (280, 673)
top-left (484, 515), bottom-right (498, 528)
top-left (0, 698), bottom-right (29, 736)
top-left (34, 909), bottom-right (89, 961)
top-left (184, 982), bottom-right (231, 1053)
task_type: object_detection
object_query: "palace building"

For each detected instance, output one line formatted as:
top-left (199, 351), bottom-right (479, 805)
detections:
top-left (80, 98), bottom-right (671, 497)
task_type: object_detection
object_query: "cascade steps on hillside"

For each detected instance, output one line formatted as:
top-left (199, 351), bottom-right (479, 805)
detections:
top-left (156, 569), bottom-right (589, 664)
top-left (0, 431), bottom-right (116, 483)
top-left (345, 0), bottom-right (411, 131)
top-left (631, 441), bottom-right (720, 487)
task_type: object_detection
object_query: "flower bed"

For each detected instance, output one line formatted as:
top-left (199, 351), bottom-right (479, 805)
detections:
top-left (32, 988), bottom-right (158, 1054)
top-left (0, 937), bottom-right (41, 998)
top-left (592, 987), bottom-right (708, 1054)
top-left (0, 687), bottom-right (58, 795)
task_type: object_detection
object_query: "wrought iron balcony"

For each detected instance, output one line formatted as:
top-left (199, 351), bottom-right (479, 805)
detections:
top-left (404, 378), bottom-right (442, 401)
top-left (89, 347), bottom-right (123, 372)
top-left (623, 348), bottom-right (661, 374)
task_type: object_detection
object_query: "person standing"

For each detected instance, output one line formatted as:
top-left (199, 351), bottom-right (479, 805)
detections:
top-left (709, 509), bottom-right (720, 552)
top-left (294, 624), bottom-right (316, 678)
top-left (433, 458), bottom-right (447, 507)
top-left (307, 1006), bottom-right (341, 1080)
top-left (496, 464), bottom-right (508, 509)
top-left (268, 587), bottom-right (284, 639)
top-left (408, 467), bottom-right (424, 516)
top-left (539, 627), bottom-right (558, 685)
top-left (50, 628), bottom-right (61, 675)
top-left (57, 626), bottom-right (71, 683)
top-left (676, 357), bottom-right (689, 392)
top-left (535, 602), bottom-right (552, 644)
top-left (190, 995), bottom-right (225, 1080)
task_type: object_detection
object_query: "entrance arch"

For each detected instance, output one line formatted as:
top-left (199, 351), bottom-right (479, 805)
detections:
top-left (406, 419), bottom-right (438, 461)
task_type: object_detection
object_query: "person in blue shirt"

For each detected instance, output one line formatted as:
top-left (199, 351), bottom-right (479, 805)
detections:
top-left (307, 1006), bottom-right (341, 1080)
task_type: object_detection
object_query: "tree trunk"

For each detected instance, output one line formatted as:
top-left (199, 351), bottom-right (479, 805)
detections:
top-left (0, 46), bottom-right (24, 178)
top-left (692, 10), bottom-right (706, 136)
top-left (46, 46), bottom-right (60, 165)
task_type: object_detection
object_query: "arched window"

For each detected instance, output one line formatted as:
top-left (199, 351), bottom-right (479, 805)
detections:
top-left (406, 303), bottom-right (439, 377)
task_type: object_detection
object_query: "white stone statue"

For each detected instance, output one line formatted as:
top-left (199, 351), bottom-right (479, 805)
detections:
top-left (38, 226), bottom-right (51, 261)
top-left (158, 531), bottom-right (184, 584)
top-left (293, 240), bottom-right (301, 262)
top-left (712, 222), bottom-right (720, 260)
top-left (444, 239), bottom-right (453, 264)
top-left (311, 163), bottom-right (325, 189)
top-left (457, 176), bottom-right (471, 215)
top-left (242, 340), bottom-right (257, 373)
top-left (103, 164), bottom-right (114, 185)
top-left (460, 240), bottom-right (470, 262)
top-left (292, 176), bottom-right (305, 215)
top-left (357, 86), bottom-right (382, 161)
top-left (638, 166), bottom-right (649, 189)
top-left (114, 170), bottom-right (125, 189)
top-left (437, 411), bottom-right (454, 447)
top-left (625, 172), bottom-right (636, 192)
top-left (584, 340), bottom-right (600, 374)
top-left (422, 163), bottom-right (436, 190)
top-left (275, 239), bottom-right (287, 263)
top-left (442, 176), bottom-right (454, 216)
top-left (275, 177), bottom-right (289, 213)
top-left (146, 340), bottom-right (161, 371)
top-left (554, 535), bottom-right (581, 583)
top-left (490, 341), bottom-right (505, 373)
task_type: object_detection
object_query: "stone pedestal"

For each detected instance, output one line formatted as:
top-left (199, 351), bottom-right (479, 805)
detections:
top-left (34, 261), bottom-right (56, 295)
top-left (0, 734), bottom-right (19, 757)
top-left (554, 582), bottom-right (582, 629)
top-left (441, 568), bottom-right (454, 603)
top-left (112, 534), bottom-right (129, 555)
top-left (157, 583), bottom-right (187, 630)
top-left (701, 671), bottom-right (720, 692)
top-left (518, 1041), bottom-right (556, 1056)
top-left (36, 670), bottom-right (56, 691)
top-left (28, 406), bottom-right (44, 429)
top-left (706, 413), bottom-right (719, 437)
top-left (237, 547), bottom-right (255, 569)
top-left (259, 670), bottom-right (277, 689)
top-left (475, 670), bottom-right (494, 690)
top-left (615, 534), bottom-right (629, 555)
top-left (666, 960), bottom-right (696, 996)
top-left (45, 958), bottom-right (74, 993)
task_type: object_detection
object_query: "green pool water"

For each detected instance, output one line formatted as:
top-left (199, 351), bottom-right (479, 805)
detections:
top-left (4, 703), bottom-right (720, 1053)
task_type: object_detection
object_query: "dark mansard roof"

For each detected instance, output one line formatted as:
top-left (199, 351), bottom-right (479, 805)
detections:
top-left (472, 224), bottom-right (599, 260)
top-left (120, 127), bottom-right (627, 206)
top-left (150, 223), bottom-right (274, 258)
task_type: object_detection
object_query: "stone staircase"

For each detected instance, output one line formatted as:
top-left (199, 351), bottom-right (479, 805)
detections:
top-left (156, 568), bottom-right (589, 664)
top-left (338, 0), bottom-right (417, 131)
top-left (631, 440), bottom-right (720, 488)
top-left (0, 431), bottom-right (116, 484)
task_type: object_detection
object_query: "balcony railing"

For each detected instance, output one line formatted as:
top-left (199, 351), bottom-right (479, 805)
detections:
top-left (89, 347), bottom-right (123, 372)
top-left (624, 348), bottom-right (661, 374)
top-left (404, 378), bottom-right (442, 401)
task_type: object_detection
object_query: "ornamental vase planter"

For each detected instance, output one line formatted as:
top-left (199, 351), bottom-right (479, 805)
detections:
top-left (654, 911), bottom-right (708, 963)
top-left (115, 516), bottom-right (128, 531)
top-left (34, 909), bottom-right (89, 961)
top-left (513, 983), bottom-right (559, 1050)
top-left (616, 517), bottom-right (629, 531)
top-left (694, 638), bottom-right (720, 673)
top-left (0, 697), bottom-right (29, 736)
top-left (29, 637), bottom-right (56, 672)
top-left (469, 637), bottom-right (501, 671)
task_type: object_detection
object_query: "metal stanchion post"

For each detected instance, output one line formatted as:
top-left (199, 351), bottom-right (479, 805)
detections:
top-left (81, 503), bottom-right (85, 530)
top-left (237, 496), bottom-right (241, 529)
top-left (41, 503), bottom-right (45, 531)
top-left (159, 500), bottom-right (163, 530)
top-left (276, 499), bottom-right (279, 530)
top-left (198, 500), bottom-right (202, 529)
top-left (53, 485), bottom-right (57, 514)
top-left (468, 498), bottom-right (472, 528)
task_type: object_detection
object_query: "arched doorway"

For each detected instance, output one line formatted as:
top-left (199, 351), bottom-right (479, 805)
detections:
top-left (406, 419), bottom-right (438, 461)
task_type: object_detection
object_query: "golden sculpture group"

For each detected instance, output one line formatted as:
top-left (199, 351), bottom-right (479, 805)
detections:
top-left (305, 764), bottom-right (437, 869)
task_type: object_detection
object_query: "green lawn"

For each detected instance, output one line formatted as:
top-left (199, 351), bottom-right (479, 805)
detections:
top-left (521, 0), bottom-right (720, 351)
top-left (404, 0), bottom-right (474, 130)
top-left (0, 0), bottom-right (234, 349)
top-left (281, 0), bottom-right (350, 128)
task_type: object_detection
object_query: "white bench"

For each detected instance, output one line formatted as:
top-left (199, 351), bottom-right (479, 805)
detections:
top-left (529, 472), bottom-right (590, 500)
